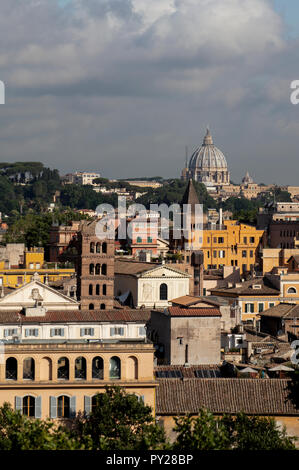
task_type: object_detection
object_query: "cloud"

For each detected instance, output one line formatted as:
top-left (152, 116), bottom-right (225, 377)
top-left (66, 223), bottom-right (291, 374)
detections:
top-left (0, 0), bottom-right (298, 184)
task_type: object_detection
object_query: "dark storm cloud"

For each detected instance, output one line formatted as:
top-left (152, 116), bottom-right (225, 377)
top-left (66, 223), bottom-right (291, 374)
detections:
top-left (0, 0), bottom-right (298, 184)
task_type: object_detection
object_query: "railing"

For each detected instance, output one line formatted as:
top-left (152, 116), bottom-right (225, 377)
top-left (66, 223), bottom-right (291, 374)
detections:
top-left (75, 369), bottom-right (86, 379)
top-left (57, 369), bottom-right (69, 380)
top-left (92, 368), bottom-right (104, 380)
top-left (6, 370), bottom-right (17, 380)
top-left (23, 371), bottom-right (34, 380)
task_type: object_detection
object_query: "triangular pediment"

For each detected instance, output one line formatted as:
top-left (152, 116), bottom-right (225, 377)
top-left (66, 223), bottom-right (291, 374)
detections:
top-left (0, 280), bottom-right (79, 310)
top-left (141, 265), bottom-right (190, 278)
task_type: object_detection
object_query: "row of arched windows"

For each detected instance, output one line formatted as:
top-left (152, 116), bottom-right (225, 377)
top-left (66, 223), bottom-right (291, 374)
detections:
top-left (89, 284), bottom-right (107, 296)
top-left (89, 264), bottom-right (107, 275)
top-left (89, 303), bottom-right (106, 310)
top-left (90, 242), bottom-right (107, 254)
top-left (6, 355), bottom-right (138, 381)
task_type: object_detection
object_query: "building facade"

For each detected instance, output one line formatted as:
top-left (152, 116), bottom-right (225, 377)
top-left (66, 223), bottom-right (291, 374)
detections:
top-left (0, 341), bottom-right (156, 420)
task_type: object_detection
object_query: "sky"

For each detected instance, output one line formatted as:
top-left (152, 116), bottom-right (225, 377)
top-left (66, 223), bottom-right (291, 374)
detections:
top-left (0, 0), bottom-right (299, 184)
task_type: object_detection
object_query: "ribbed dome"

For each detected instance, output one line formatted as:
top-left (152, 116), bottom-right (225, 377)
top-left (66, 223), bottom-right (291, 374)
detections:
top-left (189, 129), bottom-right (228, 171)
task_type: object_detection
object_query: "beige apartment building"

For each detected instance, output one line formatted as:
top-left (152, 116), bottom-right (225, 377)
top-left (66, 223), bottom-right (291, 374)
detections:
top-left (0, 341), bottom-right (157, 419)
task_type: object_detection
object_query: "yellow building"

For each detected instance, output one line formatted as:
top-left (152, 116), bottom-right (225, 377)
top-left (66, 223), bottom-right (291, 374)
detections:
top-left (0, 341), bottom-right (157, 420)
top-left (201, 220), bottom-right (264, 272)
top-left (261, 248), bottom-right (299, 274)
top-left (210, 272), bottom-right (299, 322)
top-left (0, 247), bottom-right (75, 288)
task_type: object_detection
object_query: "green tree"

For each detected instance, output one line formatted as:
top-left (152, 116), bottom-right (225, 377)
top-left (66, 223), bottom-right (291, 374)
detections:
top-left (72, 386), bottom-right (166, 450)
top-left (0, 402), bottom-right (80, 450)
top-left (172, 410), bottom-right (296, 450)
top-left (172, 410), bottom-right (230, 450)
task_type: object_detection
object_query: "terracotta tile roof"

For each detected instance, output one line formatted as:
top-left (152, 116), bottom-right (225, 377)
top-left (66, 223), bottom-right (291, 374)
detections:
top-left (168, 306), bottom-right (221, 317)
top-left (210, 278), bottom-right (279, 296)
top-left (115, 259), bottom-right (188, 277)
top-left (170, 296), bottom-right (220, 307)
top-left (260, 302), bottom-right (299, 319)
top-left (0, 309), bottom-right (150, 324)
top-left (156, 378), bottom-right (299, 416)
top-left (115, 259), bottom-right (158, 276)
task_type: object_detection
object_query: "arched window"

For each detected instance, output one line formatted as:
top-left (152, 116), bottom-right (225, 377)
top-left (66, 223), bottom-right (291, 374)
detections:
top-left (89, 303), bottom-right (94, 310)
top-left (160, 283), bottom-right (168, 300)
top-left (6, 357), bottom-right (17, 380)
top-left (96, 284), bottom-right (100, 295)
top-left (89, 264), bottom-right (94, 275)
top-left (287, 287), bottom-right (297, 294)
top-left (23, 358), bottom-right (35, 380)
top-left (109, 356), bottom-right (121, 380)
top-left (57, 395), bottom-right (70, 418)
top-left (75, 356), bottom-right (86, 379)
top-left (100, 303), bottom-right (105, 310)
top-left (102, 242), bottom-right (107, 254)
top-left (101, 264), bottom-right (107, 275)
top-left (89, 284), bottom-right (93, 295)
top-left (57, 357), bottom-right (69, 380)
top-left (95, 264), bottom-right (101, 275)
top-left (90, 242), bottom-right (95, 253)
top-left (96, 242), bottom-right (101, 253)
top-left (22, 396), bottom-right (35, 417)
top-left (102, 284), bottom-right (107, 296)
top-left (92, 357), bottom-right (104, 380)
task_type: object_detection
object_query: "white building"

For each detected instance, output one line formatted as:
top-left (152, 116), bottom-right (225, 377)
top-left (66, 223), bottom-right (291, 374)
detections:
top-left (0, 274), bottom-right (149, 342)
top-left (115, 259), bottom-right (190, 308)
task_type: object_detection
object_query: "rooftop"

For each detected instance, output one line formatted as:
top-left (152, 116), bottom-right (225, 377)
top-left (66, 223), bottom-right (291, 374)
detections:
top-left (0, 309), bottom-right (151, 324)
top-left (156, 379), bottom-right (299, 416)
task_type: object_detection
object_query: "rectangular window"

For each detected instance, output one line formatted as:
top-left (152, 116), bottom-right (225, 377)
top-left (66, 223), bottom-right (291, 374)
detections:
top-left (243, 237), bottom-right (247, 243)
top-left (80, 328), bottom-right (94, 337)
top-left (258, 303), bottom-right (264, 313)
top-left (50, 328), bottom-right (64, 337)
top-left (269, 302), bottom-right (275, 308)
top-left (219, 250), bottom-right (225, 258)
top-left (250, 250), bottom-right (254, 257)
top-left (218, 237), bottom-right (224, 243)
top-left (245, 303), bottom-right (254, 313)
top-left (17, 276), bottom-right (23, 285)
top-left (25, 329), bottom-right (39, 337)
top-left (138, 326), bottom-right (146, 336)
top-left (242, 250), bottom-right (247, 258)
top-left (213, 237), bottom-right (217, 243)
top-left (110, 327), bottom-right (125, 336)
top-left (147, 237), bottom-right (152, 243)
top-left (250, 237), bottom-right (255, 243)
top-left (3, 328), bottom-right (18, 338)
top-left (213, 250), bottom-right (217, 258)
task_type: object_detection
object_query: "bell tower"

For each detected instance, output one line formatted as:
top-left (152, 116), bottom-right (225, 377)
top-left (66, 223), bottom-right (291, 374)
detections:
top-left (75, 220), bottom-right (115, 310)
